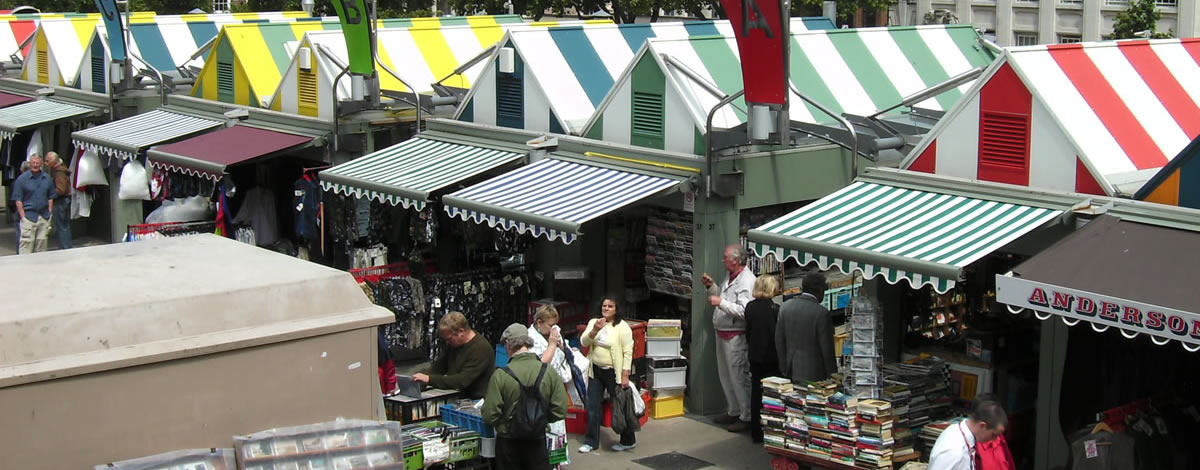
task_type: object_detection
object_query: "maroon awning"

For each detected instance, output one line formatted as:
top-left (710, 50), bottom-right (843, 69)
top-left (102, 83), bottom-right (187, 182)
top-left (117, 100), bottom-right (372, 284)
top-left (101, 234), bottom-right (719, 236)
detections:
top-left (146, 125), bottom-right (314, 181)
top-left (0, 92), bottom-right (33, 109)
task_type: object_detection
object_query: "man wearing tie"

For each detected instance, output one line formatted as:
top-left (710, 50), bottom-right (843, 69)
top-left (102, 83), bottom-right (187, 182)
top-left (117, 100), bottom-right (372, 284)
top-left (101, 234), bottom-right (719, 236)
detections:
top-left (928, 399), bottom-right (1008, 470)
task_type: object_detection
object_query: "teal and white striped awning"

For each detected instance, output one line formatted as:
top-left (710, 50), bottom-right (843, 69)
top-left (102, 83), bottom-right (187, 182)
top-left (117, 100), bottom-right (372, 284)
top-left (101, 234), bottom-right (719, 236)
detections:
top-left (320, 137), bottom-right (526, 210)
top-left (443, 158), bottom-right (681, 244)
top-left (747, 181), bottom-right (1063, 292)
top-left (0, 100), bottom-right (99, 141)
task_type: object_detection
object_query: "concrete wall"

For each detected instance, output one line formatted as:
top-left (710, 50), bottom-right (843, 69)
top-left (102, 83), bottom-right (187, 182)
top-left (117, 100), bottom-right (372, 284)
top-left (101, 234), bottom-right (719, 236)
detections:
top-left (0, 327), bottom-right (381, 469)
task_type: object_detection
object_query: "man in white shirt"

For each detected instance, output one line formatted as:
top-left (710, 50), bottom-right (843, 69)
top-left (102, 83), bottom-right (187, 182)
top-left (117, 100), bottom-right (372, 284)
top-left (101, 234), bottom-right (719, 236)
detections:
top-left (929, 399), bottom-right (1008, 470)
top-left (701, 244), bottom-right (756, 432)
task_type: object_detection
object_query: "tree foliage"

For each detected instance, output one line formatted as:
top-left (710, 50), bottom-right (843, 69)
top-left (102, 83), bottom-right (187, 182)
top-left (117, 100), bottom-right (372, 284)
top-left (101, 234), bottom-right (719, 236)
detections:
top-left (1108, 0), bottom-right (1174, 39)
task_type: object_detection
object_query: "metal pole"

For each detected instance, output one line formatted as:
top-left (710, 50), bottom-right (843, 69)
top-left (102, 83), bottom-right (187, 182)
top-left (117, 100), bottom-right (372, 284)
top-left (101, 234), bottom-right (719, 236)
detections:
top-left (789, 83), bottom-right (857, 183)
top-left (318, 44), bottom-right (351, 153)
top-left (704, 89), bottom-right (745, 197)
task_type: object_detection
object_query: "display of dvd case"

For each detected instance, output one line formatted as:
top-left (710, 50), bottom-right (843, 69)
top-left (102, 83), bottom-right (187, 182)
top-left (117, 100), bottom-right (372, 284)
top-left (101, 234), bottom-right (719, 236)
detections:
top-left (95, 448), bottom-right (236, 470)
top-left (234, 420), bottom-right (412, 470)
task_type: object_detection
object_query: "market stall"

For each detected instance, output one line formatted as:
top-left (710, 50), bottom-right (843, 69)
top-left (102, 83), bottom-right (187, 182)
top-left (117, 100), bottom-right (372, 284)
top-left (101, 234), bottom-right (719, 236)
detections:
top-left (903, 38), bottom-right (1200, 197)
top-left (0, 234), bottom-right (394, 469)
top-left (995, 209), bottom-right (1200, 470)
top-left (583, 24), bottom-right (996, 155)
top-left (453, 18), bottom-right (833, 136)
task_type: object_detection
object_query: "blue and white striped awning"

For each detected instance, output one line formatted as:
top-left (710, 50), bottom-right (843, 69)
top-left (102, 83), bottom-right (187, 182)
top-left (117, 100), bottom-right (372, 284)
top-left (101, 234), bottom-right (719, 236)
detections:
top-left (0, 100), bottom-right (99, 141)
top-left (442, 158), bottom-right (681, 244)
top-left (747, 181), bottom-right (1063, 293)
top-left (319, 137), bottom-right (525, 210)
top-left (72, 110), bottom-right (224, 161)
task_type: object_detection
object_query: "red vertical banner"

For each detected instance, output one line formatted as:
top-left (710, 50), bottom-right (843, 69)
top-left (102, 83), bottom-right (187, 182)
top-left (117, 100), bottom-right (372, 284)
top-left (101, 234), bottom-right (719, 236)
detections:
top-left (720, 0), bottom-right (790, 106)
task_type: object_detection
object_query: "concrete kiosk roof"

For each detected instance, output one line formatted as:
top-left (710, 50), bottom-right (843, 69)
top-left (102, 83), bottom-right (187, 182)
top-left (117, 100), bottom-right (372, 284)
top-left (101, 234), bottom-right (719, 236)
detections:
top-left (0, 234), bottom-right (393, 388)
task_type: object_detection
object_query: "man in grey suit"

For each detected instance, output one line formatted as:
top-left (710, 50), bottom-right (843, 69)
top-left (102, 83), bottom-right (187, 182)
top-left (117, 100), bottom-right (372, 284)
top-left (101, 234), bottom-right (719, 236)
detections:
top-left (775, 272), bottom-right (836, 384)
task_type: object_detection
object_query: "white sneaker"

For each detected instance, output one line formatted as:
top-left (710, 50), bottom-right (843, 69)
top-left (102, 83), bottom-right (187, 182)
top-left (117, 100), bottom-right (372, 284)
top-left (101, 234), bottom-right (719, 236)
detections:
top-left (578, 444), bottom-right (594, 453)
top-left (611, 443), bottom-right (637, 452)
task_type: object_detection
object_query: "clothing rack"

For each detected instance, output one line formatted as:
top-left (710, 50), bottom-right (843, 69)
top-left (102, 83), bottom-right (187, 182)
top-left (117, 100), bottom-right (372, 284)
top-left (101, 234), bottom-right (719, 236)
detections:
top-left (351, 263), bottom-right (411, 283)
top-left (1096, 398), bottom-right (1152, 432)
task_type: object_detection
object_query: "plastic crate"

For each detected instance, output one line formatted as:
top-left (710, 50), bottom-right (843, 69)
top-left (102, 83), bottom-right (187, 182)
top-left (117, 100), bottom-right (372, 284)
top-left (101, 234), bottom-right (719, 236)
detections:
top-left (449, 435), bottom-right (480, 462)
top-left (439, 405), bottom-right (496, 438)
top-left (650, 394), bottom-right (684, 419)
top-left (564, 389), bottom-right (651, 433)
top-left (403, 444), bottom-right (423, 470)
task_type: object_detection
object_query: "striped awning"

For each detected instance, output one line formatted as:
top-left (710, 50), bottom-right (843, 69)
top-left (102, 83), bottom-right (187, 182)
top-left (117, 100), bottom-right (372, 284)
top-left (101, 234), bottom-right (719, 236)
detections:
top-left (442, 158), bottom-right (681, 244)
top-left (72, 110), bottom-right (223, 161)
top-left (320, 138), bottom-right (525, 210)
top-left (747, 181), bottom-right (1063, 293)
top-left (0, 99), bottom-right (98, 141)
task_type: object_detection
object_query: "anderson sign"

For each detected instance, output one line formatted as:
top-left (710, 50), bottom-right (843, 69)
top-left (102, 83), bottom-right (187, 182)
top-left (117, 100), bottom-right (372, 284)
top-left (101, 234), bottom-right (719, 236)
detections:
top-left (995, 275), bottom-right (1200, 346)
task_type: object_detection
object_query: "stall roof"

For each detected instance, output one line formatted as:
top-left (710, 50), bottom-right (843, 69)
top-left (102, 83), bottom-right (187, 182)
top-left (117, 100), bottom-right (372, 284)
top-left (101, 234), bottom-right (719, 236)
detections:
top-left (0, 98), bottom-right (100, 140)
top-left (1136, 135), bottom-right (1200, 209)
top-left (0, 234), bottom-right (393, 388)
top-left (454, 18), bottom-right (835, 135)
top-left (0, 90), bottom-right (31, 107)
top-left (19, 17), bottom-right (97, 86)
top-left (147, 125), bottom-right (316, 181)
top-left (269, 18), bottom-right (601, 119)
top-left (582, 24), bottom-right (996, 153)
top-left (72, 109), bottom-right (223, 161)
top-left (319, 136), bottom-right (525, 209)
top-left (996, 214), bottom-right (1200, 351)
top-left (443, 157), bottom-right (682, 244)
top-left (748, 169), bottom-right (1066, 293)
top-left (194, 15), bottom-right (525, 108)
top-left (0, 16), bottom-right (39, 61)
top-left (903, 38), bottom-right (1200, 197)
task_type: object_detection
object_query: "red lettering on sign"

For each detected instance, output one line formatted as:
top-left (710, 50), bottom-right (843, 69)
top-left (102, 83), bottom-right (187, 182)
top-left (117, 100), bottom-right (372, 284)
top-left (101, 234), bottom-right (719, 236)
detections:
top-left (1168, 315), bottom-right (1187, 335)
top-left (719, 0), bottom-right (787, 106)
top-left (1051, 291), bottom-right (1074, 311)
top-left (1076, 296), bottom-right (1097, 317)
top-left (1120, 306), bottom-right (1143, 327)
top-left (1146, 311), bottom-right (1166, 331)
top-left (1191, 320), bottom-right (1200, 340)
top-left (1028, 288), bottom-right (1049, 307)
top-left (1099, 302), bottom-right (1120, 320)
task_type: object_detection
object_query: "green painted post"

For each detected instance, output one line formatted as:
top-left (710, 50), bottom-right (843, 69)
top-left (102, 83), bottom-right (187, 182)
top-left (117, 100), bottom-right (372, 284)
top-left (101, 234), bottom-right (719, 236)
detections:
top-left (686, 192), bottom-right (741, 415)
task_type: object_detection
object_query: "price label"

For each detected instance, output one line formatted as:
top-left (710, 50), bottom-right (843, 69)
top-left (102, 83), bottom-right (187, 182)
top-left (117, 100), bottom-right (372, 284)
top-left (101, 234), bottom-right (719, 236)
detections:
top-left (422, 440), bottom-right (449, 464)
top-left (1084, 440), bottom-right (1098, 459)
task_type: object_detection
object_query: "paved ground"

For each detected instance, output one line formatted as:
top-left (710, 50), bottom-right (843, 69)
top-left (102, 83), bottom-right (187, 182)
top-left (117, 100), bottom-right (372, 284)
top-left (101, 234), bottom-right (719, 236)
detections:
top-left (562, 413), bottom-right (774, 470)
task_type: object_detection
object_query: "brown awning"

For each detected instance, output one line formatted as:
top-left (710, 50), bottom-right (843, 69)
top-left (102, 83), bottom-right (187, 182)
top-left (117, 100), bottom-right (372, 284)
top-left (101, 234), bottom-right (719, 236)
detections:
top-left (146, 125), bottom-right (315, 181)
top-left (995, 214), bottom-right (1200, 350)
top-left (0, 91), bottom-right (32, 108)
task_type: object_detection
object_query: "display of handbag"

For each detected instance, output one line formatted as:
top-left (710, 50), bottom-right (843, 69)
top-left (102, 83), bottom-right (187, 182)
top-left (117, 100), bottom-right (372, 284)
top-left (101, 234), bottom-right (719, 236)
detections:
top-left (118, 159), bottom-right (152, 200)
top-left (74, 149), bottom-right (107, 188)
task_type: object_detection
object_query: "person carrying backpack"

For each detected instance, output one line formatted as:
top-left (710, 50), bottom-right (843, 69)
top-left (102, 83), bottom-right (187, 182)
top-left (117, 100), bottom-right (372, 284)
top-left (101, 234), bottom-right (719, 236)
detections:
top-left (482, 323), bottom-right (569, 470)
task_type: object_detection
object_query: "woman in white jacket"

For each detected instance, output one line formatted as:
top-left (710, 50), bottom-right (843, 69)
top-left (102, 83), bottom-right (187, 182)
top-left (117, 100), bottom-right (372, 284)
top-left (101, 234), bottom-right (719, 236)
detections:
top-left (527, 305), bottom-right (571, 384)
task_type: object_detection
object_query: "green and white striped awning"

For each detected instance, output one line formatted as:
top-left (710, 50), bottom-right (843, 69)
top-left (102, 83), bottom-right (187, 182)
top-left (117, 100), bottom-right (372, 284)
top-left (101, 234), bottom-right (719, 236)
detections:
top-left (320, 137), bottom-right (525, 210)
top-left (0, 100), bottom-right (99, 141)
top-left (747, 181), bottom-right (1063, 293)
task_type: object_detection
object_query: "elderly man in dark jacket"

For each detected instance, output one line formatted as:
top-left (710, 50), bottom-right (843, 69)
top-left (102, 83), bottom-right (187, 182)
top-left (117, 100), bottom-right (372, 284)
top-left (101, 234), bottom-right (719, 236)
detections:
top-left (775, 272), bottom-right (837, 383)
top-left (482, 323), bottom-right (569, 470)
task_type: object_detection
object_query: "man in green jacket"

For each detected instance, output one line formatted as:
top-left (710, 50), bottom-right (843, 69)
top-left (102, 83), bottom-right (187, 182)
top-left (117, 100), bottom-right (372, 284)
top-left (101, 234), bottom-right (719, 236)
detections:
top-left (482, 323), bottom-right (569, 470)
top-left (414, 312), bottom-right (494, 399)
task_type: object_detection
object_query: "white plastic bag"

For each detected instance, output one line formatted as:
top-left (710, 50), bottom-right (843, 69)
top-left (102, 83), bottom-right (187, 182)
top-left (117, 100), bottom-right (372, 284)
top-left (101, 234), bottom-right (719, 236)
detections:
top-left (75, 149), bottom-right (107, 187)
top-left (26, 128), bottom-right (42, 159)
top-left (629, 382), bottom-right (646, 416)
top-left (118, 160), bottom-right (151, 200)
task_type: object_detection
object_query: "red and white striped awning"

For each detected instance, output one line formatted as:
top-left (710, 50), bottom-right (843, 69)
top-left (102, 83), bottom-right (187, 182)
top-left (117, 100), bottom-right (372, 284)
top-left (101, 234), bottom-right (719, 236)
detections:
top-left (1010, 39), bottom-right (1200, 191)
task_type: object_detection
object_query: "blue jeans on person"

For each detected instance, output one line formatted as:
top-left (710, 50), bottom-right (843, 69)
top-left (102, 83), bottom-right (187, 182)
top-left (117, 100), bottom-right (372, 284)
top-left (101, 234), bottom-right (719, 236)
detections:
top-left (583, 366), bottom-right (636, 448)
top-left (52, 197), bottom-right (71, 249)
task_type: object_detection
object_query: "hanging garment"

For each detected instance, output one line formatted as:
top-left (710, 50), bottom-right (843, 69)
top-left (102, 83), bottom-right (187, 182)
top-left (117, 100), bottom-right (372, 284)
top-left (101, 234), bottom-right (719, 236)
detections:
top-left (1069, 429), bottom-right (1135, 470)
top-left (232, 186), bottom-right (280, 246)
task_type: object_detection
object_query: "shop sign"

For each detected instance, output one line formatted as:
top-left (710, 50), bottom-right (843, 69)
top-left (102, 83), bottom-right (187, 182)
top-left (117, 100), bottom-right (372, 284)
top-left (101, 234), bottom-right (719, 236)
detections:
top-left (718, 0), bottom-right (790, 106)
top-left (331, 0), bottom-right (375, 76)
top-left (996, 275), bottom-right (1200, 346)
top-left (95, 0), bottom-right (125, 62)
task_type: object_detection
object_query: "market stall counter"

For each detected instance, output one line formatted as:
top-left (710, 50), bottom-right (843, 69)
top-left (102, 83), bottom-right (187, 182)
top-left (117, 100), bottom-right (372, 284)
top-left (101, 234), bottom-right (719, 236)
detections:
top-left (0, 234), bottom-right (394, 469)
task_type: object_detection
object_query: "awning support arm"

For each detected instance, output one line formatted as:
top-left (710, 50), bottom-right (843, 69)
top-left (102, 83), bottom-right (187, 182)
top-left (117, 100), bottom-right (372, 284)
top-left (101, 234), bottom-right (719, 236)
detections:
top-left (789, 82), bottom-right (857, 183)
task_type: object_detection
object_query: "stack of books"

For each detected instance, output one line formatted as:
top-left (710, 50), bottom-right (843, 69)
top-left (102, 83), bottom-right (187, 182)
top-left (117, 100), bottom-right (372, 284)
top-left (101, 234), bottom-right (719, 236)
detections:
top-left (783, 391), bottom-right (809, 452)
top-left (881, 357), bottom-right (951, 430)
top-left (854, 399), bottom-right (895, 468)
top-left (892, 426), bottom-right (919, 464)
top-left (761, 377), bottom-right (792, 451)
top-left (919, 419), bottom-right (956, 452)
top-left (827, 392), bottom-right (859, 466)
top-left (803, 379), bottom-right (839, 461)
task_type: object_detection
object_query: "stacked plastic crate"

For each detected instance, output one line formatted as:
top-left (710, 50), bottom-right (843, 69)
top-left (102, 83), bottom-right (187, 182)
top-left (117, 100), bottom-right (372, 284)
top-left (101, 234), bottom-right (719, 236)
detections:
top-left (847, 297), bottom-right (884, 399)
top-left (646, 319), bottom-right (686, 419)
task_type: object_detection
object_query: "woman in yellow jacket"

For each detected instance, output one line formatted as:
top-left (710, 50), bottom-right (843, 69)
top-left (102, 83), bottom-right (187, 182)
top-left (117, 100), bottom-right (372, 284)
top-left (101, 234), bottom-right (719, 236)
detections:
top-left (578, 296), bottom-right (637, 453)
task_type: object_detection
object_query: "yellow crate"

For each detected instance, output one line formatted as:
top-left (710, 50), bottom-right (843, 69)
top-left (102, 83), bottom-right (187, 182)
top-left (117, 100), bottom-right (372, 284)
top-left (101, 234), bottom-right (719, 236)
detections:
top-left (650, 395), bottom-right (684, 419)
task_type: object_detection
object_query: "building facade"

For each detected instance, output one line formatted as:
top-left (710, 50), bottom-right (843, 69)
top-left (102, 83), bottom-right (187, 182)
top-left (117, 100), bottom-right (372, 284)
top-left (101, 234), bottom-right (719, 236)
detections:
top-left (892, 0), bottom-right (1197, 46)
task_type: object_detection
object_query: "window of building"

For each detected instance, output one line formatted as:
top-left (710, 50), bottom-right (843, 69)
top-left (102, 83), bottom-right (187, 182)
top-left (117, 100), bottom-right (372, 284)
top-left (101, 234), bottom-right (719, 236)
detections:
top-left (1105, 0), bottom-right (1128, 6)
top-left (1014, 33), bottom-right (1038, 46)
top-left (1059, 35), bottom-right (1082, 44)
top-left (1156, 0), bottom-right (1177, 6)
top-left (1058, 0), bottom-right (1082, 5)
top-left (212, 0), bottom-right (230, 12)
